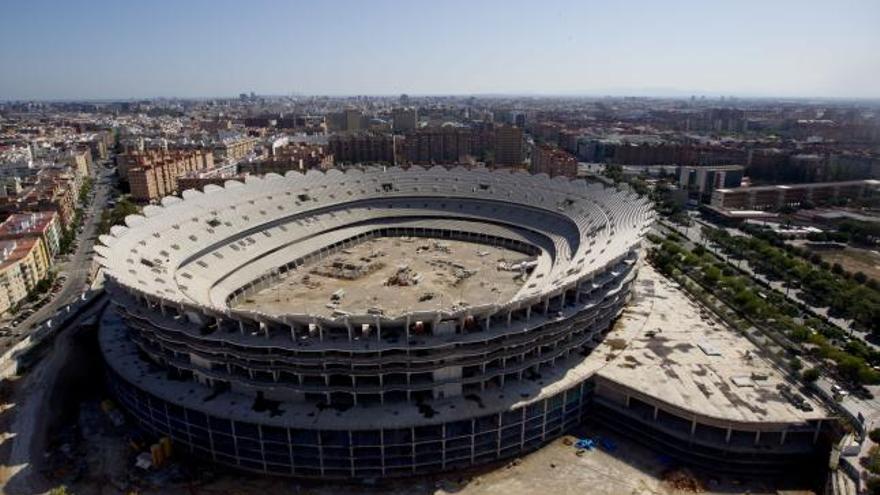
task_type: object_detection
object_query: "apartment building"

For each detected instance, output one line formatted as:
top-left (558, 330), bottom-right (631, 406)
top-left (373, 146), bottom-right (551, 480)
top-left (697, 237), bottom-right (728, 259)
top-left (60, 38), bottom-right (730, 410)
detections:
top-left (495, 125), bottom-right (524, 166)
top-left (213, 136), bottom-right (259, 164)
top-left (530, 143), bottom-right (578, 178)
top-left (0, 237), bottom-right (51, 315)
top-left (0, 211), bottom-right (61, 258)
top-left (328, 133), bottom-right (397, 164)
top-left (402, 127), bottom-right (473, 164)
top-left (67, 146), bottom-right (93, 177)
top-left (0, 167), bottom-right (79, 229)
top-left (240, 143), bottom-right (334, 174)
top-left (126, 149), bottom-right (214, 202)
top-left (392, 107), bottom-right (418, 134)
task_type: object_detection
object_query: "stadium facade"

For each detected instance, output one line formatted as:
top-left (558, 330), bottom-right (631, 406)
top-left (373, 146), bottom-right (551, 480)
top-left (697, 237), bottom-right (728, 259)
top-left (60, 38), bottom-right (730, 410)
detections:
top-left (96, 166), bottom-right (654, 478)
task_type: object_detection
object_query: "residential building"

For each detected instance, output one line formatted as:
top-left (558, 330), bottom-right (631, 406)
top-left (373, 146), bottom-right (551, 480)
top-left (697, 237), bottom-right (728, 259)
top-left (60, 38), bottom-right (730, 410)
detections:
top-left (392, 107), bottom-right (418, 134)
top-left (0, 211), bottom-right (61, 258)
top-left (530, 144), bottom-right (578, 178)
top-left (67, 147), bottom-right (92, 177)
top-left (240, 143), bottom-right (334, 174)
top-left (344, 109), bottom-right (363, 132)
top-left (126, 149), bottom-right (215, 202)
top-left (328, 133), bottom-right (396, 164)
top-left (495, 125), bottom-right (524, 166)
top-left (402, 127), bottom-right (473, 164)
top-left (0, 237), bottom-right (51, 314)
top-left (213, 136), bottom-right (258, 164)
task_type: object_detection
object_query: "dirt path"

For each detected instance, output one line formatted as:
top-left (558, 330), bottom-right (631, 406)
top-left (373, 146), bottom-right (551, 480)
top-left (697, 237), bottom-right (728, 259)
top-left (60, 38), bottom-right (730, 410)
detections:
top-left (0, 297), bottom-right (107, 494)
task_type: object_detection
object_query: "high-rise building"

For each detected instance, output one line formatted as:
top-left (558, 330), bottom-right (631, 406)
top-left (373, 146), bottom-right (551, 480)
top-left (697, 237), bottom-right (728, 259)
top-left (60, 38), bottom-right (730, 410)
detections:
top-left (328, 133), bottom-right (397, 164)
top-left (344, 108), bottom-right (363, 132)
top-left (392, 107), bottom-right (418, 134)
top-left (495, 125), bottom-right (524, 166)
top-left (402, 127), bottom-right (472, 164)
top-left (678, 164), bottom-right (744, 202)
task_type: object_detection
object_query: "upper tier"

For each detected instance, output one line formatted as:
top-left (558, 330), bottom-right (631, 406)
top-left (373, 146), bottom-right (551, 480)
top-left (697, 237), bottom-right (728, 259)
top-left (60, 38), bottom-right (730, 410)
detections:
top-left (96, 166), bottom-right (654, 324)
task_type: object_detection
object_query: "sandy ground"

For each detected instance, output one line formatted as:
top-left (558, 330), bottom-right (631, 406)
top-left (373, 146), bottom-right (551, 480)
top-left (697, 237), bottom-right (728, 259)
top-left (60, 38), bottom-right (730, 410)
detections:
top-left (48, 421), bottom-right (789, 495)
top-left (236, 237), bottom-right (531, 318)
top-left (808, 245), bottom-right (880, 281)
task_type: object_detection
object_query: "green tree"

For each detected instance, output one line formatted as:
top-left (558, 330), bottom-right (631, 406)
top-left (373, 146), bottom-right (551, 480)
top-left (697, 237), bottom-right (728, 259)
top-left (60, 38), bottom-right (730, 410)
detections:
top-left (801, 367), bottom-right (820, 383)
top-left (703, 265), bottom-right (721, 284)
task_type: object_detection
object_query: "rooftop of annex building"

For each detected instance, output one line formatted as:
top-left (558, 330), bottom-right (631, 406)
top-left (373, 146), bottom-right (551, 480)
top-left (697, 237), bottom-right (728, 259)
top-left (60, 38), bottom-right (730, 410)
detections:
top-left (595, 264), bottom-right (829, 426)
top-left (233, 236), bottom-right (535, 318)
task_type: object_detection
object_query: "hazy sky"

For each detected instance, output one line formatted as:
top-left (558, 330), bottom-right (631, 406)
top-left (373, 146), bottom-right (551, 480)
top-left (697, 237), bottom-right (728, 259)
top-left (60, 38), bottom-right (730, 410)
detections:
top-left (1, 0), bottom-right (879, 100)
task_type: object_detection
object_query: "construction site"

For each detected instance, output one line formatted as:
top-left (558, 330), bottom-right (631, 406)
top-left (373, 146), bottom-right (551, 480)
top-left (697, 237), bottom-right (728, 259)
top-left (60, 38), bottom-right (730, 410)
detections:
top-left (234, 236), bottom-right (534, 318)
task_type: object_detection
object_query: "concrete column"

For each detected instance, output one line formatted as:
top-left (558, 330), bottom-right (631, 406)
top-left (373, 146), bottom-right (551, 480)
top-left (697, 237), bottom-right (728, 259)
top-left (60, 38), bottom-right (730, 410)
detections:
top-left (813, 420), bottom-right (822, 444)
top-left (780, 429), bottom-right (787, 445)
top-left (624, 394), bottom-right (631, 408)
top-left (507, 311), bottom-right (512, 327)
top-left (345, 318), bottom-right (352, 342)
top-left (290, 324), bottom-right (296, 341)
top-left (725, 427), bottom-right (732, 444)
top-left (690, 418), bottom-right (697, 437)
top-left (375, 316), bottom-right (382, 341)
top-left (485, 317), bottom-right (491, 332)
top-left (543, 298), bottom-right (550, 315)
top-left (239, 320), bottom-right (245, 335)
top-left (405, 315), bottom-right (411, 340)
top-left (526, 306), bottom-right (531, 320)
top-left (653, 406), bottom-right (659, 420)
top-left (754, 430), bottom-right (761, 446)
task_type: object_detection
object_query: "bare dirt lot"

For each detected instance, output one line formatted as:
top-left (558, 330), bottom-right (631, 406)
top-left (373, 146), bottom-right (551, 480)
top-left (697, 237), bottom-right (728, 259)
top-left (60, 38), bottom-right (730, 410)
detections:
top-left (235, 237), bottom-right (533, 318)
top-left (807, 245), bottom-right (880, 281)
top-left (45, 419), bottom-right (793, 495)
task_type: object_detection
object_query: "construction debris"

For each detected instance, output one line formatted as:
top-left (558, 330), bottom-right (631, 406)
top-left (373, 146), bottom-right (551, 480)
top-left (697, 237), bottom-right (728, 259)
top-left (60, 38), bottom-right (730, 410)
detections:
top-left (311, 257), bottom-right (385, 280)
top-left (385, 265), bottom-right (420, 286)
top-left (662, 468), bottom-right (704, 492)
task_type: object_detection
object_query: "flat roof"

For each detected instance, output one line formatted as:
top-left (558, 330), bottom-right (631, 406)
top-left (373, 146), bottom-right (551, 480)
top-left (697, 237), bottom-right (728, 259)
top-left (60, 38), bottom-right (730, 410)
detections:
top-left (716, 179), bottom-right (880, 194)
top-left (596, 265), bottom-right (828, 425)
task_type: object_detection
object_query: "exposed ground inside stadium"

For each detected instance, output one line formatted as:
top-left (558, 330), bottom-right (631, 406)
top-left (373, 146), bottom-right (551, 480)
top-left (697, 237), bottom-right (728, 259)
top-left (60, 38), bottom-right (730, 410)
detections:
top-left (234, 237), bottom-right (534, 318)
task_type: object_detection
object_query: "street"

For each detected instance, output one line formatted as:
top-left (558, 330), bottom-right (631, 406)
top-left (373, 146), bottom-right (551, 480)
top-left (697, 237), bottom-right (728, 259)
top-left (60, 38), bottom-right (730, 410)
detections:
top-left (0, 162), bottom-right (115, 351)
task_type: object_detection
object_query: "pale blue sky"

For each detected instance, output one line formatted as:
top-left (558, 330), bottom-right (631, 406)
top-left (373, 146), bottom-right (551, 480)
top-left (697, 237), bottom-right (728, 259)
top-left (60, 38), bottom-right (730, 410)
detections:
top-left (1, 0), bottom-right (879, 100)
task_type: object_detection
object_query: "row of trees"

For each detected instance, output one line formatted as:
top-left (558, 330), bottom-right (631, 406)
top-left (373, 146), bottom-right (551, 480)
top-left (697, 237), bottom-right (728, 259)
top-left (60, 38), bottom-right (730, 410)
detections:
top-left (702, 226), bottom-right (880, 332)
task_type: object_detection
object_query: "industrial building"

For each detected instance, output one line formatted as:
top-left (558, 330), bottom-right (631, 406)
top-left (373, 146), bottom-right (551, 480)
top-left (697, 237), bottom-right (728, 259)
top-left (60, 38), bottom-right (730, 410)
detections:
top-left (711, 179), bottom-right (880, 210)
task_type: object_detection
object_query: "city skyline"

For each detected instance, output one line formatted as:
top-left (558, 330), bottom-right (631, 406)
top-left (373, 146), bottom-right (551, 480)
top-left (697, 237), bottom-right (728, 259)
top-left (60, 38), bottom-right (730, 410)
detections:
top-left (2, 0), bottom-right (879, 100)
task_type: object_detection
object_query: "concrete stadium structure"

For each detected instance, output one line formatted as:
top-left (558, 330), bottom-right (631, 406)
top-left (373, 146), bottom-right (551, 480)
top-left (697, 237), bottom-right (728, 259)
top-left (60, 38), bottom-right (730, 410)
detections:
top-left (96, 166), bottom-right (654, 478)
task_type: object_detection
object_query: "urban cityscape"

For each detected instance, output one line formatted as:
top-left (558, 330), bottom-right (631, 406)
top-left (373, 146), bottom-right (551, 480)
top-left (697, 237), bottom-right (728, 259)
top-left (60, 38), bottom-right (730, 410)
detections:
top-left (1, 1), bottom-right (879, 495)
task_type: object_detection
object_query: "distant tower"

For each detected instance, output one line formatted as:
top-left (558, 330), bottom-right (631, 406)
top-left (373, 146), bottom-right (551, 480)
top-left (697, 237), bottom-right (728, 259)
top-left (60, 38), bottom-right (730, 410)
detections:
top-left (399, 94), bottom-right (410, 106)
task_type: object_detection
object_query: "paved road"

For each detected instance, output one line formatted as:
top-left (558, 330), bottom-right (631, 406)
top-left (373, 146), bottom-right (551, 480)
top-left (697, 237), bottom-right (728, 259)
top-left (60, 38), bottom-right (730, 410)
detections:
top-left (0, 164), bottom-right (114, 349)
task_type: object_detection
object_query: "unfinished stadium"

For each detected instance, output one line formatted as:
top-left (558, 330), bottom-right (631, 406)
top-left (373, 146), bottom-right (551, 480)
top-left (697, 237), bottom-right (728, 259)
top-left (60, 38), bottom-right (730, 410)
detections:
top-left (95, 165), bottom-right (658, 478)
